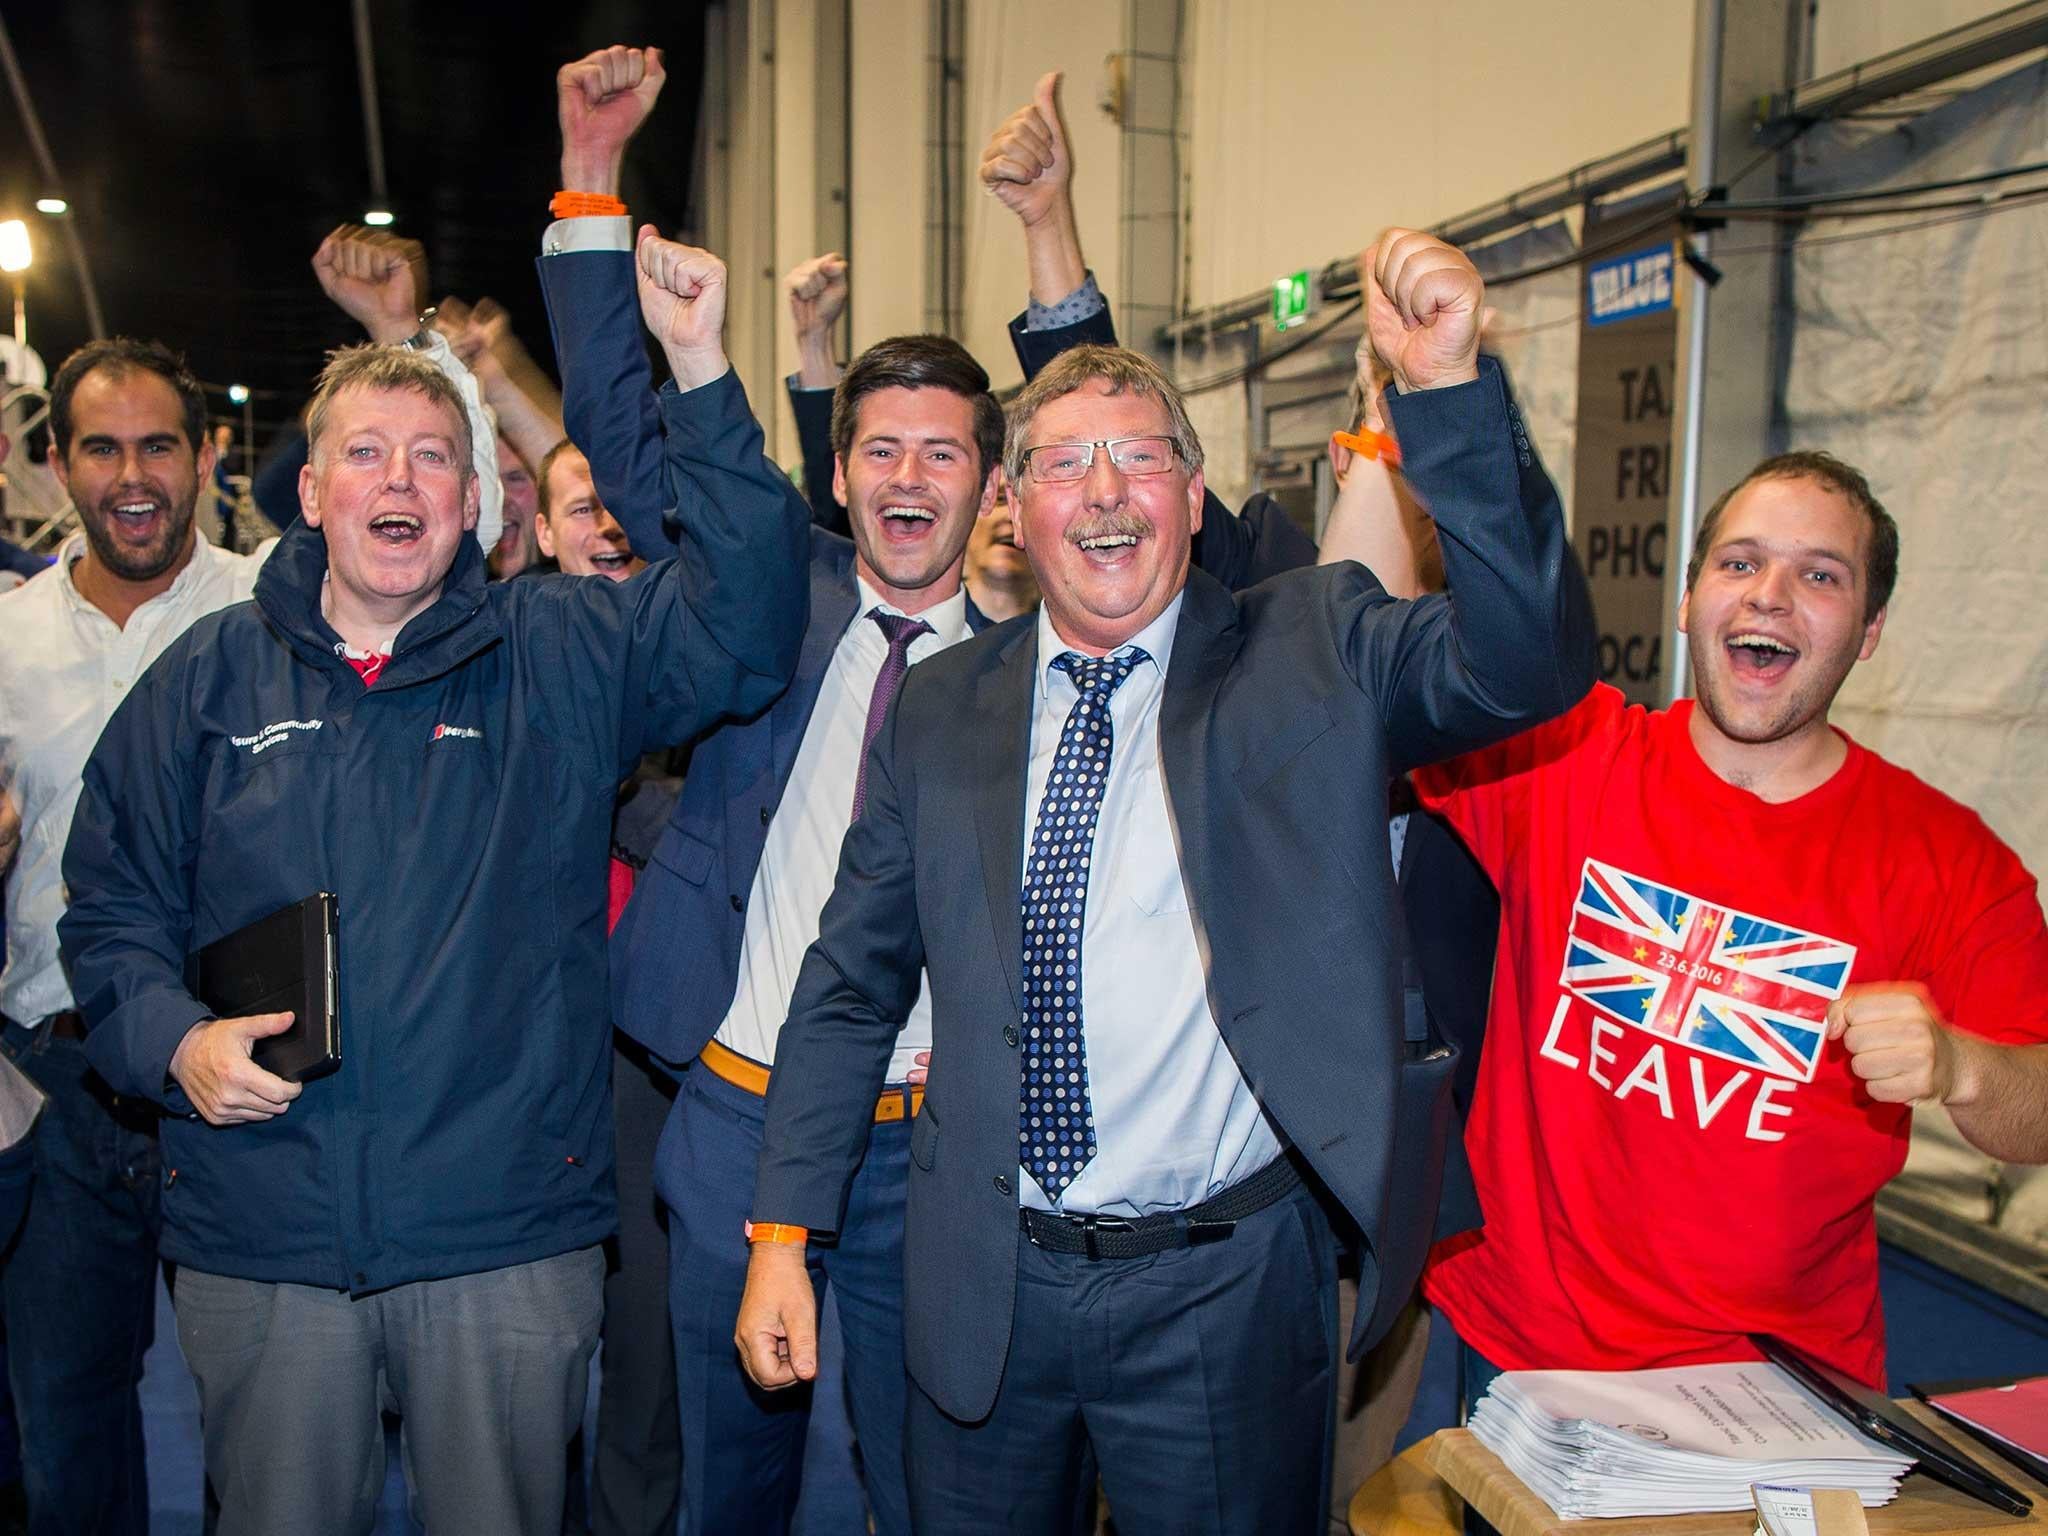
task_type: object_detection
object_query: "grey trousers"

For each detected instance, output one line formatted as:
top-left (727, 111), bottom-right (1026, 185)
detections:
top-left (174, 1246), bottom-right (605, 1536)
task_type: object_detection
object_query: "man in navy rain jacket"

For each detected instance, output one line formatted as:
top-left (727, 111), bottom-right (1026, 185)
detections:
top-left (57, 241), bottom-right (805, 1536)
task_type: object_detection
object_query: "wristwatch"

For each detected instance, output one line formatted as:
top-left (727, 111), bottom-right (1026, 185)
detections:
top-left (400, 307), bottom-right (439, 350)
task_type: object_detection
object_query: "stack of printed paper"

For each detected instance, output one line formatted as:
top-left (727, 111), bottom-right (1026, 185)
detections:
top-left (1468, 1362), bottom-right (1913, 1518)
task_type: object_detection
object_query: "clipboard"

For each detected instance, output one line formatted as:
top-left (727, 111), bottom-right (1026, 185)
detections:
top-left (1756, 1335), bottom-right (2033, 1520)
top-left (185, 893), bottom-right (342, 1083)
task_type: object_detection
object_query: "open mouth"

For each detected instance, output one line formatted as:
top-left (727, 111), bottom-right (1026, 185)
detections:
top-left (876, 504), bottom-right (938, 542)
top-left (107, 498), bottom-right (165, 539)
top-left (1726, 632), bottom-right (1798, 680)
top-left (589, 550), bottom-right (632, 575)
top-left (369, 512), bottom-right (425, 545)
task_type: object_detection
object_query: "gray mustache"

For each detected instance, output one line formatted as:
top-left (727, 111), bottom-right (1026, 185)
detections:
top-left (1065, 512), bottom-right (1149, 546)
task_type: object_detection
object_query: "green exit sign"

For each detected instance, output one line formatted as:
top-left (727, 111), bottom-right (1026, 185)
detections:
top-left (1272, 270), bottom-right (1311, 330)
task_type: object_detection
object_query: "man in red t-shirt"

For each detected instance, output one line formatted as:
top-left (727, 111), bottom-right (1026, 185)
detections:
top-left (1412, 449), bottom-right (2048, 1394)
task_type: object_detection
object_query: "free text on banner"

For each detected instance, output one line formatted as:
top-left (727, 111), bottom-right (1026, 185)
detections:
top-left (1571, 228), bottom-right (1679, 705)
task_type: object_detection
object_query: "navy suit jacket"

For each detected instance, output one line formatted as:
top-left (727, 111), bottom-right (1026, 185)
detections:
top-left (538, 247), bottom-right (991, 1068)
top-left (752, 359), bottom-right (1595, 1422)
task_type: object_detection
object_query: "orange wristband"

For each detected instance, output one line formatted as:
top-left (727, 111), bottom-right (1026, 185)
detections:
top-left (744, 1221), bottom-right (809, 1247)
top-left (1332, 426), bottom-right (1402, 468)
top-left (550, 190), bottom-right (629, 220)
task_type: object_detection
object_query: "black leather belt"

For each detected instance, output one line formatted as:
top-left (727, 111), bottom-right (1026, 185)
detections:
top-left (1018, 1155), bottom-right (1302, 1261)
top-left (44, 1011), bottom-right (87, 1042)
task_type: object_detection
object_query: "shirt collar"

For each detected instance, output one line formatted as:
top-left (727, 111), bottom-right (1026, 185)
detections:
top-left (1034, 589), bottom-right (1186, 696)
top-left (54, 528), bottom-right (224, 618)
top-left (852, 576), bottom-right (972, 648)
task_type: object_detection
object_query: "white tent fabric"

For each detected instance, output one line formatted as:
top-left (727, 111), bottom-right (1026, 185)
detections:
top-left (1777, 60), bottom-right (2048, 1241)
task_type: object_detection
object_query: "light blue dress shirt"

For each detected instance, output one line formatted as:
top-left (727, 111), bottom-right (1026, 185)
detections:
top-left (1017, 592), bottom-right (1285, 1217)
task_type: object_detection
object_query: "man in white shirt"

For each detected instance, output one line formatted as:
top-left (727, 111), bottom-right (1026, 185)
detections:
top-left (541, 48), bottom-right (1012, 1536)
top-left (0, 336), bottom-right (251, 1535)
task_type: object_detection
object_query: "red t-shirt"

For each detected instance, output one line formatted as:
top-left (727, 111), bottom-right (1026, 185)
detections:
top-left (1417, 684), bottom-right (2048, 1388)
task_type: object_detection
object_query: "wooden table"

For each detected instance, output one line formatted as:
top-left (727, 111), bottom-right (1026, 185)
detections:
top-left (1421, 1402), bottom-right (2047, 1535)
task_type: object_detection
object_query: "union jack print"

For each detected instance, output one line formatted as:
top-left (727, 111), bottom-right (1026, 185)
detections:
top-left (1560, 858), bottom-right (1857, 1083)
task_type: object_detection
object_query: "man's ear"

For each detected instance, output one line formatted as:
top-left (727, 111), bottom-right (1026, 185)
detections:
top-left (1858, 605), bottom-right (1886, 662)
top-left (533, 511), bottom-right (557, 560)
top-left (462, 470), bottom-right (480, 533)
top-left (298, 460), bottom-right (322, 528)
top-left (1326, 435), bottom-right (1351, 489)
top-left (977, 465), bottom-right (1000, 517)
top-left (196, 434), bottom-right (218, 487)
top-left (1186, 468), bottom-right (1205, 536)
top-left (831, 453), bottom-right (849, 509)
top-left (1676, 587), bottom-right (1690, 636)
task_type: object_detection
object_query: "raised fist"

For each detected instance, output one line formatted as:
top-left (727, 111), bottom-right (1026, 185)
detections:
top-left (636, 226), bottom-right (729, 389)
top-left (978, 72), bottom-right (1070, 228)
top-left (783, 253), bottom-right (849, 341)
top-left (559, 45), bottom-right (667, 191)
top-left (314, 225), bottom-right (427, 345)
top-left (1362, 229), bottom-right (1484, 394)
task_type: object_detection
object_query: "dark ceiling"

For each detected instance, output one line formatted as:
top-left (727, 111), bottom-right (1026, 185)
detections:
top-left (0, 0), bottom-right (706, 452)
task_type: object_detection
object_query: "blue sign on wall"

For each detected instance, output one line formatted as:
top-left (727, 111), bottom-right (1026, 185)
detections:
top-left (1586, 244), bottom-right (1676, 326)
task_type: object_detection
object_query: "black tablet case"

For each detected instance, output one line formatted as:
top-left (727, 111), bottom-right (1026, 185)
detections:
top-left (185, 894), bottom-right (341, 1083)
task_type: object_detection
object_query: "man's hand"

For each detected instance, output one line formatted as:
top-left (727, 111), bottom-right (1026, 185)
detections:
top-left (1363, 230), bottom-right (1483, 394)
top-left (636, 227), bottom-right (730, 390)
top-left (907, 1048), bottom-right (931, 1087)
top-left (0, 787), bottom-right (19, 876)
top-left (1829, 983), bottom-right (1966, 1106)
top-left (559, 45), bottom-right (667, 195)
top-left (313, 225), bottom-right (428, 345)
top-left (168, 1013), bottom-right (304, 1126)
top-left (784, 254), bottom-right (849, 345)
top-left (734, 1242), bottom-right (819, 1389)
top-left (979, 71), bottom-right (1071, 229)
top-left (784, 253), bottom-right (849, 388)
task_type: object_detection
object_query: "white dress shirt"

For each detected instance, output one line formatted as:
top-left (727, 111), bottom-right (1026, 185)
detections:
top-left (1018, 593), bottom-right (1284, 1217)
top-left (0, 537), bottom-right (271, 1025)
top-left (715, 580), bottom-right (971, 1081)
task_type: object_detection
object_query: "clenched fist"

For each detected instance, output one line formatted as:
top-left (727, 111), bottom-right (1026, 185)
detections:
top-left (636, 227), bottom-right (730, 390)
top-left (784, 253), bottom-right (849, 342)
top-left (314, 225), bottom-right (427, 345)
top-left (559, 45), bottom-right (667, 194)
top-left (1362, 229), bottom-right (1484, 394)
top-left (1829, 983), bottom-right (1962, 1106)
top-left (979, 72), bottom-right (1071, 229)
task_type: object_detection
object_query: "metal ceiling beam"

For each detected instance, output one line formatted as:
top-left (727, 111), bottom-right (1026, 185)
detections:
top-left (0, 12), bottom-right (105, 337)
top-left (1160, 0), bottom-right (2048, 348)
top-left (351, 0), bottom-right (390, 208)
top-left (1761, 0), bottom-right (2048, 132)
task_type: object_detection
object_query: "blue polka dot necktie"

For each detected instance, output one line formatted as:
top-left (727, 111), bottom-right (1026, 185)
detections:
top-left (1018, 647), bottom-right (1148, 1203)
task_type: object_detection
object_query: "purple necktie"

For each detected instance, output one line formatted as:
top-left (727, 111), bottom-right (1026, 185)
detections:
top-left (853, 610), bottom-right (932, 821)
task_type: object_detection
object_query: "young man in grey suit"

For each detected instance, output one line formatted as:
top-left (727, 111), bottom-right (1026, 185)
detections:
top-left (737, 231), bottom-right (1597, 1533)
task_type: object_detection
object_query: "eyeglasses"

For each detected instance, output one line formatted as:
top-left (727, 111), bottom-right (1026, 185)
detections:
top-left (1019, 436), bottom-right (1179, 484)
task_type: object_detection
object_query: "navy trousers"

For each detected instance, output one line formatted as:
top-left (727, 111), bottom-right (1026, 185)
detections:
top-left (657, 1064), bottom-right (913, 1536)
top-left (905, 1180), bottom-right (1340, 1536)
top-left (0, 1020), bottom-right (160, 1536)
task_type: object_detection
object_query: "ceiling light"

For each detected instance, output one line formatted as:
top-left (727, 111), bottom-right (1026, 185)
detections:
top-left (362, 208), bottom-right (395, 227)
top-left (227, 383), bottom-right (250, 406)
top-left (0, 221), bottom-right (29, 274)
top-left (34, 198), bottom-right (67, 216)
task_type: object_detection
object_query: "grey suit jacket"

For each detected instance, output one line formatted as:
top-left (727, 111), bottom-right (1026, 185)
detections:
top-left (753, 359), bottom-right (1595, 1422)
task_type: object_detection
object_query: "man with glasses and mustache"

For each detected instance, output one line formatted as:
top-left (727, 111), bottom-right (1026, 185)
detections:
top-left (738, 231), bottom-right (1595, 1534)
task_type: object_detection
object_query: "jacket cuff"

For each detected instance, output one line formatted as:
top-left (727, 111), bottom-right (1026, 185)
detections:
top-left (84, 990), bottom-right (212, 1113)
